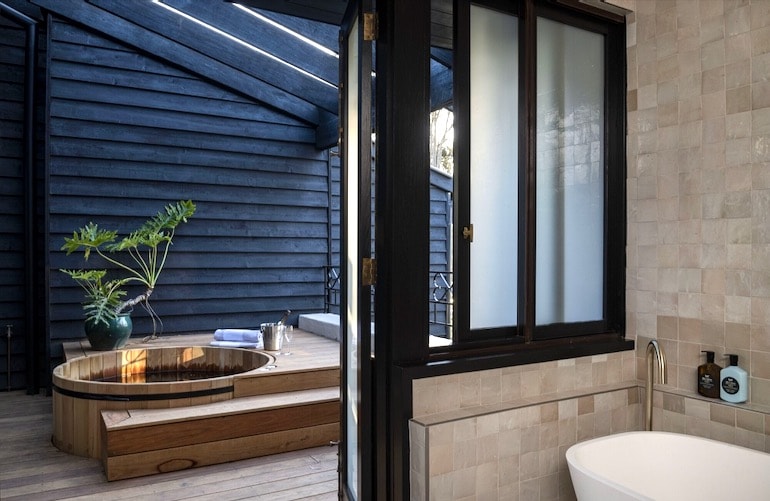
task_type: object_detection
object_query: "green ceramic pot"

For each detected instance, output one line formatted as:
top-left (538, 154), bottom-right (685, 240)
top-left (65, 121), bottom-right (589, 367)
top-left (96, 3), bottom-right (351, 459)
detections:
top-left (84, 312), bottom-right (132, 351)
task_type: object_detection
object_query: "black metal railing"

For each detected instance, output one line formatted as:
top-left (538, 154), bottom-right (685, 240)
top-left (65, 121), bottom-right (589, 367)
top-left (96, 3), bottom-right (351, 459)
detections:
top-left (324, 265), bottom-right (341, 314)
top-left (429, 270), bottom-right (453, 337)
top-left (323, 266), bottom-right (454, 334)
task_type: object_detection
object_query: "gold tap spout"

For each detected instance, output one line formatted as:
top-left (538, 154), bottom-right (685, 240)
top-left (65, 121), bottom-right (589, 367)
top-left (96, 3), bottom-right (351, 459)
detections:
top-left (645, 339), bottom-right (667, 431)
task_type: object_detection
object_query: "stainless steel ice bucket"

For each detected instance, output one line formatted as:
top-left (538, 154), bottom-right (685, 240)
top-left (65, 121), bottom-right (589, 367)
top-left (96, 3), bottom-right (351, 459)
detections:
top-left (260, 323), bottom-right (284, 351)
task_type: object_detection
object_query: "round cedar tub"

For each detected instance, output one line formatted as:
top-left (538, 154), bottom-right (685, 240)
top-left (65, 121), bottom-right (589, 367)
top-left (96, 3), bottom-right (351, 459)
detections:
top-left (52, 346), bottom-right (272, 458)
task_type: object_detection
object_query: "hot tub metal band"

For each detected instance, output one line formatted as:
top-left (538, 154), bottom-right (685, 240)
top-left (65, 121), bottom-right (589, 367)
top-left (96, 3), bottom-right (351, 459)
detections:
top-left (52, 383), bottom-right (233, 401)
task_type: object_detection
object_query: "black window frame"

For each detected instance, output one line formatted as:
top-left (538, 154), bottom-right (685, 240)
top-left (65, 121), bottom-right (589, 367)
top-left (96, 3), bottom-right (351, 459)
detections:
top-left (374, 1), bottom-right (632, 497)
top-left (431, 0), bottom-right (629, 359)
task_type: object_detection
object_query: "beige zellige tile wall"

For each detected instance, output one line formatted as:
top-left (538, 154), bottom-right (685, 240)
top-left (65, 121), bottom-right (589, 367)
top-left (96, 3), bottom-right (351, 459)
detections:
top-left (409, 1), bottom-right (770, 500)
top-left (410, 355), bottom-right (639, 501)
top-left (624, 0), bottom-right (770, 408)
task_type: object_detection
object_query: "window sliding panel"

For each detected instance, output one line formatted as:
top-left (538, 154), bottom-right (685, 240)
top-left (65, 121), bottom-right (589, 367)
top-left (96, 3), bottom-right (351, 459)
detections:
top-left (469, 4), bottom-right (518, 330)
top-left (535, 17), bottom-right (605, 326)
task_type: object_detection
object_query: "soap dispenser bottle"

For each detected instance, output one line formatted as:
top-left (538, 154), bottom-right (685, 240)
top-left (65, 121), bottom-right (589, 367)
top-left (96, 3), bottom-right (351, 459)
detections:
top-left (698, 351), bottom-right (721, 398)
top-left (720, 354), bottom-right (748, 403)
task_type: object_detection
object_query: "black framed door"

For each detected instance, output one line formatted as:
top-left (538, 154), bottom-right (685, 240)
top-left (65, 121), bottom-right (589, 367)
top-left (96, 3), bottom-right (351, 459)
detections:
top-left (339, 0), bottom-right (374, 499)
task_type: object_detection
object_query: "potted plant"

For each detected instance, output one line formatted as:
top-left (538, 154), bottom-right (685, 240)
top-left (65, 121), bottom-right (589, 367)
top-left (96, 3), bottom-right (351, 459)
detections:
top-left (60, 200), bottom-right (196, 350)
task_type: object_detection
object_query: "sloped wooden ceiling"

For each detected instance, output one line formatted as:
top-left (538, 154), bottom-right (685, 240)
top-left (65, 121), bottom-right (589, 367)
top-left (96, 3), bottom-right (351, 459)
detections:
top-left (31, 0), bottom-right (341, 148)
top-left (235, 0), bottom-right (454, 41)
top-left (30, 0), bottom-right (455, 147)
top-left (231, 0), bottom-right (348, 25)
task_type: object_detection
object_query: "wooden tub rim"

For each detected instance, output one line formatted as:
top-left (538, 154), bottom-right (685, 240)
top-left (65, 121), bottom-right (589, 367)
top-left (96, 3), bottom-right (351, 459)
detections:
top-left (52, 346), bottom-right (273, 402)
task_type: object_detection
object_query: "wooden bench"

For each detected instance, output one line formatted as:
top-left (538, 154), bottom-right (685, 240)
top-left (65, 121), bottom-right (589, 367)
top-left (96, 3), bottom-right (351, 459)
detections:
top-left (100, 386), bottom-right (340, 481)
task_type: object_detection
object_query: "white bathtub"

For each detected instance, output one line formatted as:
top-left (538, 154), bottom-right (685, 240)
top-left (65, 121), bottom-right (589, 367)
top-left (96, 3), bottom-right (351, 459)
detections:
top-left (566, 431), bottom-right (770, 500)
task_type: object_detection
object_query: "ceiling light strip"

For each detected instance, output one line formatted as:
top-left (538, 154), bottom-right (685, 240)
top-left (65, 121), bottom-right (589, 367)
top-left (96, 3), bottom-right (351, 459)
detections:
top-left (233, 3), bottom-right (339, 58)
top-left (151, 0), bottom-right (336, 88)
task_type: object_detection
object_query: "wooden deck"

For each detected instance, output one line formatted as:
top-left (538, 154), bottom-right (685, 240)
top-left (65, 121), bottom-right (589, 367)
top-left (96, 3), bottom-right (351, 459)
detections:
top-left (1, 330), bottom-right (341, 499)
top-left (0, 391), bottom-right (339, 500)
top-left (61, 329), bottom-right (340, 374)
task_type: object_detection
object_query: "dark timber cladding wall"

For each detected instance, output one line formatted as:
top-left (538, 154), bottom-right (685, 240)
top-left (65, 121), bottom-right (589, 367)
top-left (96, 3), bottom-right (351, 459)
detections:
top-left (429, 169), bottom-right (452, 336)
top-left (0, 14), bottom-right (26, 389)
top-left (48, 17), bottom-right (330, 349)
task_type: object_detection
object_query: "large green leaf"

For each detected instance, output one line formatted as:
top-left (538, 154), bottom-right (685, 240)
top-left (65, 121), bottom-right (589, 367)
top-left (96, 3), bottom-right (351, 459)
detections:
top-left (61, 223), bottom-right (118, 260)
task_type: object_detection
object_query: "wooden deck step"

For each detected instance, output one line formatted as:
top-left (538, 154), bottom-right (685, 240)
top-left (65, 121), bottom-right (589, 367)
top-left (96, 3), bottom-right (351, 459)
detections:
top-left (234, 367), bottom-right (340, 397)
top-left (101, 386), bottom-right (340, 481)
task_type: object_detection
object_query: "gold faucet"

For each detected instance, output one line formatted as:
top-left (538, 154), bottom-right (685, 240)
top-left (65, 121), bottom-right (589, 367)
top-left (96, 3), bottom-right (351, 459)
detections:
top-left (645, 339), bottom-right (667, 431)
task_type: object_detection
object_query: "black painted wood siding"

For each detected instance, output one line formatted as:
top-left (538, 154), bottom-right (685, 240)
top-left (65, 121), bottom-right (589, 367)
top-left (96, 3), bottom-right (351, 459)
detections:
top-left (430, 169), bottom-right (452, 273)
top-left (429, 169), bottom-right (453, 335)
top-left (0, 15), bottom-right (27, 389)
top-left (47, 17), bottom-right (331, 353)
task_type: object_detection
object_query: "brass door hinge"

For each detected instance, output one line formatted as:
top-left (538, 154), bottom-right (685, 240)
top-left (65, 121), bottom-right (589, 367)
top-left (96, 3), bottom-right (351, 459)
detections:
top-left (462, 224), bottom-right (474, 242)
top-left (362, 257), bottom-right (377, 286)
top-left (363, 12), bottom-right (378, 41)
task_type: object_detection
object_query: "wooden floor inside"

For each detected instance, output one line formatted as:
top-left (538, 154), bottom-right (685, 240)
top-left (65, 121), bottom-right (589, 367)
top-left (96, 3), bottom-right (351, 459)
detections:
top-left (0, 391), bottom-right (339, 500)
top-left (2, 329), bottom-right (341, 499)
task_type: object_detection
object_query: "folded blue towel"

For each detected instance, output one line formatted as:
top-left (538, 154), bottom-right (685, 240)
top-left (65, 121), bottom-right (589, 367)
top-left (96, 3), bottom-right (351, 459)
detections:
top-left (209, 340), bottom-right (263, 349)
top-left (213, 329), bottom-right (262, 343)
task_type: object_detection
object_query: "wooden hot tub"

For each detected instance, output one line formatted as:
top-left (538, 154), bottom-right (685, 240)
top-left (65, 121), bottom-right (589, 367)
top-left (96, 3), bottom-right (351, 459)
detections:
top-left (52, 346), bottom-right (272, 458)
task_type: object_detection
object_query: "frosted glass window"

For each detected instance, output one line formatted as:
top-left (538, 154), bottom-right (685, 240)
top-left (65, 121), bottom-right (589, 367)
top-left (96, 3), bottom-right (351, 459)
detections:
top-left (469, 5), bottom-right (518, 330)
top-left (535, 17), bottom-right (604, 325)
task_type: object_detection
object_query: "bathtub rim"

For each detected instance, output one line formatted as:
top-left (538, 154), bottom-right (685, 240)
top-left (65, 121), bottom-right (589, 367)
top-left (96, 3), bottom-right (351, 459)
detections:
top-left (566, 430), bottom-right (770, 464)
top-left (566, 431), bottom-right (770, 501)
top-left (566, 431), bottom-right (657, 501)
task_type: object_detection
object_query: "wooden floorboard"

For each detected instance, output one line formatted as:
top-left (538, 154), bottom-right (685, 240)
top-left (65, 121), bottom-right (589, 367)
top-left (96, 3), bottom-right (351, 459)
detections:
top-left (0, 391), bottom-right (339, 500)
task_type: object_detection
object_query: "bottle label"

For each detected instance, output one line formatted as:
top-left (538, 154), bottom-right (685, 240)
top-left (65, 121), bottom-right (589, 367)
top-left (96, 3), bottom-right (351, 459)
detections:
top-left (722, 376), bottom-right (739, 395)
top-left (700, 374), bottom-right (715, 390)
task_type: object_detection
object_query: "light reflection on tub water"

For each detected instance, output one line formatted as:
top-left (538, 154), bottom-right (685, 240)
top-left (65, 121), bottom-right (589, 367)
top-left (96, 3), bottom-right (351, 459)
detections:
top-left (566, 431), bottom-right (770, 501)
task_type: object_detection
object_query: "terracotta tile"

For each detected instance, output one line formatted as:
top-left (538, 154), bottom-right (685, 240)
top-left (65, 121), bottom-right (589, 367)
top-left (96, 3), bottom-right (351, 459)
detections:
top-left (726, 60), bottom-right (751, 89)
top-left (657, 54), bottom-right (679, 83)
top-left (752, 297), bottom-right (770, 328)
top-left (703, 66), bottom-right (726, 94)
top-left (699, 0), bottom-right (724, 20)
top-left (710, 402), bottom-right (737, 425)
top-left (726, 32), bottom-right (751, 62)
top-left (710, 421), bottom-right (737, 443)
top-left (684, 396), bottom-right (710, 419)
top-left (751, 1), bottom-right (770, 31)
top-left (735, 428), bottom-right (765, 451)
top-left (627, 88), bottom-right (638, 112)
top-left (750, 350), bottom-right (770, 379)
top-left (451, 466), bottom-right (477, 499)
top-left (726, 5), bottom-right (751, 37)
top-left (752, 54), bottom-right (770, 86)
top-left (679, 317), bottom-right (703, 342)
top-left (701, 39), bottom-right (726, 71)
top-left (678, 95), bottom-right (701, 124)
top-left (736, 408), bottom-right (764, 433)
top-left (726, 110), bottom-right (751, 138)
top-left (725, 296), bottom-right (751, 323)
top-left (727, 85), bottom-right (751, 114)
top-left (662, 392), bottom-right (685, 413)
top-left (577, 413), bottom-right (596, 442)
top-left (752, 26), bottom-right (770, 56)
top-left (429, 442), bottom-right (453, 475)
top-left (751, 325), bottom-right (770, 352)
